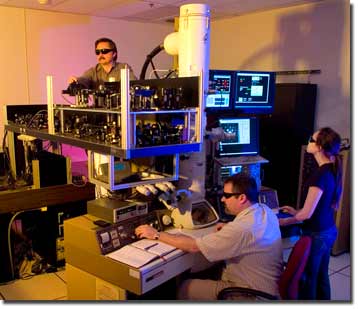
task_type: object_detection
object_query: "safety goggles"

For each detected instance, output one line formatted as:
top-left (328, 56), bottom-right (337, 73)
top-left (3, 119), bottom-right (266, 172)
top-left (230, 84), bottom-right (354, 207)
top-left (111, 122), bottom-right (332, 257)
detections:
top-left (308, 135), bottom-right (317, 143)
top-left (95, 48), bottom-right (113, 55)
top-left (222, 192), bottom-right (243, 199)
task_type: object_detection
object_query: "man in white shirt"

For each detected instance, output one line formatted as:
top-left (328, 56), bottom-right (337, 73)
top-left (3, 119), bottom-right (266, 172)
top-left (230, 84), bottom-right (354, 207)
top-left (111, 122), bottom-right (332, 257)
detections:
top-left (135, 173), bottom-right (283, 300)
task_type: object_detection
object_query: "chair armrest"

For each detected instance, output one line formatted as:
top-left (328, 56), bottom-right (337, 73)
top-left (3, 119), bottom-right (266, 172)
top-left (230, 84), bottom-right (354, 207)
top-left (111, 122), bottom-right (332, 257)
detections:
top-left (217, 287), bottom-right (279, 300)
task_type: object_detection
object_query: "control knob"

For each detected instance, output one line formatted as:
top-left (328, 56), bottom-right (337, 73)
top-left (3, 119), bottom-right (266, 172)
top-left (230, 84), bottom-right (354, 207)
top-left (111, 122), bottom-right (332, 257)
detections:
top-left (161, 215), bottom-right (172, 226)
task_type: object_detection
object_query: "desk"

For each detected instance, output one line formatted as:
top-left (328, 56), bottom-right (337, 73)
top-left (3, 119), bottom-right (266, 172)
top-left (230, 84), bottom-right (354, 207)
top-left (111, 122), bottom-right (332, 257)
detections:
top-left (64, 215), bottom-right (216, 300)
top-left (0, 183), bottom-right (95, 214)
top-left (0, 183), bottom-right (95, 283)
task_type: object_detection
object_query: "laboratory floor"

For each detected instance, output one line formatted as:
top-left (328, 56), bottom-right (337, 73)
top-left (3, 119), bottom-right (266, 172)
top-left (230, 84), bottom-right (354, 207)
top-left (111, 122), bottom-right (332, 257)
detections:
top-left (0, 237), bottom-right (351, 301)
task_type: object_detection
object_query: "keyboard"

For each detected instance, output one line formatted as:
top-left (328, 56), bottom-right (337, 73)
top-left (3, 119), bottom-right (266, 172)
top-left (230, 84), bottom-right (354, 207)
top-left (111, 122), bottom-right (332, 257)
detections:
top-left (215, 155), bottom-right (269, 166)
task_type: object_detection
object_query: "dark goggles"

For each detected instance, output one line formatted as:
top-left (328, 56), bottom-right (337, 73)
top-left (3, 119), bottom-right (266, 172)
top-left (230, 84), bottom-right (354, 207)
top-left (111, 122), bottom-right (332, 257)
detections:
top-left (308, 135), bottom-right (317, 143)
top-left (95, 48), bottom-right (113, 55)
top-left (222, 192), bottom-right (243, 199)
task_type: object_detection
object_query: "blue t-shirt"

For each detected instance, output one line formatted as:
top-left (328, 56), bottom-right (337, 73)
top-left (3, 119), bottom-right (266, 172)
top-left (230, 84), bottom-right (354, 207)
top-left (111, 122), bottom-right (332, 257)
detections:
top-left (302, 163), bottom-right (336, 232)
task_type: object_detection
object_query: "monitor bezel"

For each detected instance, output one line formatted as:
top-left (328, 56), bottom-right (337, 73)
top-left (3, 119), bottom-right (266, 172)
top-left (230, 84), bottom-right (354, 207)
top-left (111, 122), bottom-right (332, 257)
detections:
top-left (232, 70), bottom-right (276, 115)
top-left (205, 69), bottom-right (235, 112)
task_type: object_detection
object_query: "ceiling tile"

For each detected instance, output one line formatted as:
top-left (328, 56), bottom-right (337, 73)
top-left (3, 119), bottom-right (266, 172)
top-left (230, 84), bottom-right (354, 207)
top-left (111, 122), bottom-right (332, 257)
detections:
top-left (0, 0), bottom-right (325, 24)
top-left (95, 1), bottom-right (169, 19)
top-left (51, 0), bottom-right (131, 15)
top-left (2, 0), bottom-right (63, 9)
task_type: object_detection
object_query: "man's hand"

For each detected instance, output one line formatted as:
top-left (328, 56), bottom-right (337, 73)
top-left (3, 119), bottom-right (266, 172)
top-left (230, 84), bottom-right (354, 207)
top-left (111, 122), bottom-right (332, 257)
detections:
top-left (135, 224), bottom-right (158, 240)
top-left (67, 76), bottom-right (78, 84)
top-left (279, 205), bottom-right (297, 216)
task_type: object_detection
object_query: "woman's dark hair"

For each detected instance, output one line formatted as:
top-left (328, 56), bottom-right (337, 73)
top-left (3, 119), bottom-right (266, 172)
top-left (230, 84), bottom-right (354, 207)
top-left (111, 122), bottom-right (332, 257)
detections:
top-left (224, 172), bottom-right (258, 203)
top-left (95, 37), bottom-right (117, 62)
top-left (316, 127), bottom-right (342, 209)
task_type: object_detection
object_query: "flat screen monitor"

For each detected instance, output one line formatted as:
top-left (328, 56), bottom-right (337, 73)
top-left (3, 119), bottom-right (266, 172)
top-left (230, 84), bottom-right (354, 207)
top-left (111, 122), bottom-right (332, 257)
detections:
top-left (233, 71), bottom-right (275, 114)
top-left (206, 70), bottom-right (234, 111)
top-left (217, 117), bottom-right (259, 157)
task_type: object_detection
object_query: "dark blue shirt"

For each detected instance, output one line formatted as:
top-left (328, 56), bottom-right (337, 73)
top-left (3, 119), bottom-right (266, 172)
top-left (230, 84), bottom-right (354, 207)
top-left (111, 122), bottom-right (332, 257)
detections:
top-left (302, 163), bottom-right (336, 232)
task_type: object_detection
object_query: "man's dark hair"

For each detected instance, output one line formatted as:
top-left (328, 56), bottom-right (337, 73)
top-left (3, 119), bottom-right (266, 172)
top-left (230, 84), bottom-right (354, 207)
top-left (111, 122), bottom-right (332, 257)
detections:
top-left (224, 172), bottom-right (259, 203)
top-left (95, 37), bottom-right (117, 62)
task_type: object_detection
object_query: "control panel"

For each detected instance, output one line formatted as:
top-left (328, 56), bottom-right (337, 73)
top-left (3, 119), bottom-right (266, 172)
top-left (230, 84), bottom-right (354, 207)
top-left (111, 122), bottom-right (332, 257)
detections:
top-left (87, 198), bottom-right (148, 223)
top-left (96, 211), bottom-right (169, 255)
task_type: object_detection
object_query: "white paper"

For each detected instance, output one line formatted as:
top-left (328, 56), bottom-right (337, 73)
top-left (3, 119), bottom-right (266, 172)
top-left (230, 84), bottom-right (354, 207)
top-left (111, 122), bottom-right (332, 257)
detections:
top-left (131, 239), bottom-right (177, 256)
top-left (106, 245), bottom-right (157, 268)
top-left (106, 239), bottom-right (178, 268)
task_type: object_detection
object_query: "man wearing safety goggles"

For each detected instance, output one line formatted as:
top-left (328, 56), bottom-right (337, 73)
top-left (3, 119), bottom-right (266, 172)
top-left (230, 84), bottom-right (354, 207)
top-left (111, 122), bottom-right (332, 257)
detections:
top-left (67, 37), bottom-right (136, 89)
top-left (135, 173), bottom-right (283, 300)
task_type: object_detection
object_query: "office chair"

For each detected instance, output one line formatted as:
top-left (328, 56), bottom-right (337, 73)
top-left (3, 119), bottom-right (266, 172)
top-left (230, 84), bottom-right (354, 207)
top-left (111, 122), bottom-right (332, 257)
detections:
top-left (217, 236), bottom-right (312, 300)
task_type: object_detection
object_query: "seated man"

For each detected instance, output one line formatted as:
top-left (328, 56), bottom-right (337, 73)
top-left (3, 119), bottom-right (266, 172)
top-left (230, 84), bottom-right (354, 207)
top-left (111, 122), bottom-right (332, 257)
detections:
top-left (135, 173), bottom-right (283, 300)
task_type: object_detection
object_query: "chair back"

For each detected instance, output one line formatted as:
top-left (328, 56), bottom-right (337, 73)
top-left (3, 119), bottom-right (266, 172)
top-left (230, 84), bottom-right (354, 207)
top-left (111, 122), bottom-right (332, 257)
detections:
top-left (279, 236), bottom-right (312, 300)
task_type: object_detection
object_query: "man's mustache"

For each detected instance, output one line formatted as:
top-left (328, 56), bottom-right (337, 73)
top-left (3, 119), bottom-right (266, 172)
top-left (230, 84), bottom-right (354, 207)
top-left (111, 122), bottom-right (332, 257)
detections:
top-left (99, 57), bottom-right (105, 60)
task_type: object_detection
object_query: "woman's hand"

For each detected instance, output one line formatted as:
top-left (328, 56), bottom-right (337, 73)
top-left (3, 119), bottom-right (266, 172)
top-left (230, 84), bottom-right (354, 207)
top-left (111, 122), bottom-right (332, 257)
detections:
top-left (279, 205), bottom-right (298, 216)
top-left (279, 218), bottom-right (291, 226)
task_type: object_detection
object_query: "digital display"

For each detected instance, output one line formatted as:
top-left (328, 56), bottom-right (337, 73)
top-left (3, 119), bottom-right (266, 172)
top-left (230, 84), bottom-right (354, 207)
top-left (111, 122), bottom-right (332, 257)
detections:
top-left (233, 71), bottom-right (275, 114)
top-left (206, 69), bottom-right (275, 114)
top-left (220, 165), bottom-right (242, 179)
top-left (218, 117), bottom-right (259, 156)
top-left (236, 73), bottom-right (270, 103)
top-left (206, 70), bottom-right (234, 110)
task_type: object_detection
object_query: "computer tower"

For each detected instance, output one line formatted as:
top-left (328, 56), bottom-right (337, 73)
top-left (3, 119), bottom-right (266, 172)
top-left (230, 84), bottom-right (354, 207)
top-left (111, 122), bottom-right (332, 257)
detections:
top-left (14, 201), bottom-right (87, 271)
top-left (260, 83), bottom-right (317, 206)
top-left (32, 150), bottom-right (71, 188)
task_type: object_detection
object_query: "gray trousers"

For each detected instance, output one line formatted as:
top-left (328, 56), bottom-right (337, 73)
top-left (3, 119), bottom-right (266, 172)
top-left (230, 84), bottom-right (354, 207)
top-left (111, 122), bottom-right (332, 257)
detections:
top-left (177, 278), bottom-right (256, 301)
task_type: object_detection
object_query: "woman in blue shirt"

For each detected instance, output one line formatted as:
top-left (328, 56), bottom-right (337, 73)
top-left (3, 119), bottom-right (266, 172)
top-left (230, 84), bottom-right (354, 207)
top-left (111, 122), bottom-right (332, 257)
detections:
top-left (279, 127), bottom-right (342, 300)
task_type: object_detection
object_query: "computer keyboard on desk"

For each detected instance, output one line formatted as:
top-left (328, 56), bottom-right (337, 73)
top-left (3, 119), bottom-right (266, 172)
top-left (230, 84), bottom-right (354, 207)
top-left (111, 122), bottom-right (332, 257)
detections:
top-left (215, 155), bottom-right (268, 166)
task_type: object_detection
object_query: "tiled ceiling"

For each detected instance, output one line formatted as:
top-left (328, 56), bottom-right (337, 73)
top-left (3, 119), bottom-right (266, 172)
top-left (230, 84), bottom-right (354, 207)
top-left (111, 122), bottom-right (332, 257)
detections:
top-left (0, 0), bottom-right (325, 23)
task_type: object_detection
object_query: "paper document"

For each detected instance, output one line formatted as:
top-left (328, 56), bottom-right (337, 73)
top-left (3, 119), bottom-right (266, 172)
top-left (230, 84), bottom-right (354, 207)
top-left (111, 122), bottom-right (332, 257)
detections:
top-left (106, 239), bottom-right (177, 268)
top-left (131, 239), bottom-right (177, 256)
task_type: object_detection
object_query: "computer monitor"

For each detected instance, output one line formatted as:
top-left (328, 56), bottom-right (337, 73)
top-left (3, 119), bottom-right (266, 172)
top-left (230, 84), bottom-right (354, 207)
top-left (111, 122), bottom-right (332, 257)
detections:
top-left (217, 117), bottom-right (259, 157)
top-left (233, 71), bottom-right (275, 114)
top-left (205, 70), bottom-right (234, 111)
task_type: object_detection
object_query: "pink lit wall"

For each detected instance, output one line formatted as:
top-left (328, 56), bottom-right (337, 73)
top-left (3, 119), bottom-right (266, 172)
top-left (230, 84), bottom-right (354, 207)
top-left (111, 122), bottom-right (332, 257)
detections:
top-left (0, 6), bottom-right (173, 161)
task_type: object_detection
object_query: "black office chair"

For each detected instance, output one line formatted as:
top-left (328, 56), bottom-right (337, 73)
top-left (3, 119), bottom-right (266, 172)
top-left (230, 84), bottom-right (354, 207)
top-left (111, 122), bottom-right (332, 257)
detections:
top-left (217, 236), bottom-right (312, 300)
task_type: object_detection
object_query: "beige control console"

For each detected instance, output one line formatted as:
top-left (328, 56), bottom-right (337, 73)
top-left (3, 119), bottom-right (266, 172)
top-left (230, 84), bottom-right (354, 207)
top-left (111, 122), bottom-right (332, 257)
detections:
top-left (64, 214), bottom-right (194, 300)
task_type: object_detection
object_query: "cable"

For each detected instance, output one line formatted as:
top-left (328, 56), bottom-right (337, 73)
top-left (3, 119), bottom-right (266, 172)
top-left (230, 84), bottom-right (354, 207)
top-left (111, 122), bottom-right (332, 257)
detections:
top-left (139, 44), bottom-right (165, 80)
top-left (149, 69), bottom-right (172, 79)
top-left (26, 110), bottom-right (47, 128)
top-left (164, 69), bottom-right (177, 79)
top-left (7, 208), bottom-right (56, 281)
top-left (7, 210), bottom-right (26, 281)
top-left (149, 60), bottom-right (160, 79)
top-left (2, 130), bottom-right (16, 186)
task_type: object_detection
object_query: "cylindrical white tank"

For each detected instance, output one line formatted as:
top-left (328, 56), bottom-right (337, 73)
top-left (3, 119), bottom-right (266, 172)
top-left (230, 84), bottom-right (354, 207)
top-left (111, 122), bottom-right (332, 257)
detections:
top-left (178, 3), bottom-right (210, 199)
top-left (163, 4), bottom-right (211, 199)
top-left (178, 3), bottom-right (210, 79)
